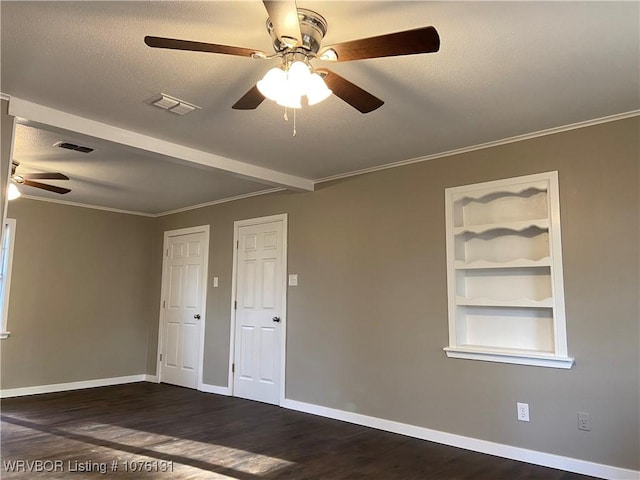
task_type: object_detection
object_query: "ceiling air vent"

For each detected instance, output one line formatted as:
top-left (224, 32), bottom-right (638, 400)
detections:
top-left (148, 93), bottom-right (201, 116)
top-left (54, 141), bottom-right (94, 153)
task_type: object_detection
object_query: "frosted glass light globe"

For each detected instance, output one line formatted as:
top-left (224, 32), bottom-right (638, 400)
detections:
top-left (257, 67), bottom-right (286, 101)
top-left (287, 61), bottom-right (311, 95)
top-left (8, 183), bottom-right (21, 201)
top-left (306, 73), bottom-right (332, 106)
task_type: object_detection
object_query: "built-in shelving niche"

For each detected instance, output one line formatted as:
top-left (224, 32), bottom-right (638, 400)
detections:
top-left (443, 172), bottom-right (574, 369)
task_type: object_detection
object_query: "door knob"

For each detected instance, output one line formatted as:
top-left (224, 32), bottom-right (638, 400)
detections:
top-left (272, 316), bottom-right (281, 323)
top-left (194, 314), bottom-right (201, 320)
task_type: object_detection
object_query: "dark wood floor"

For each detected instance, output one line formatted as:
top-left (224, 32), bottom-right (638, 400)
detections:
top-left (1, 383), bottom-right (597, 479)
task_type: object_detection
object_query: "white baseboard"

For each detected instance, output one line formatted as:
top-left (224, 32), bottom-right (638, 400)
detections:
top-left (0, 375), bottom-right (229, 399)
top-left (282, 398), bottom-right (639, 480)
top-left (0, 374), bottom-right (149, 398)
top-left (198, 383), bottom-right (231, 396)
top-left (3, 377), bottom-right (635, 479)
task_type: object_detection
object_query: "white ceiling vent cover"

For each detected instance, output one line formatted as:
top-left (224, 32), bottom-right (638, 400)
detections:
top-left (149, 93), bottom-right (201, 116)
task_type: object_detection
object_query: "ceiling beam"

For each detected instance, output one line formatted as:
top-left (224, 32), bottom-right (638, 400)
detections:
top-left (8, 96), bottom-right (315, 192)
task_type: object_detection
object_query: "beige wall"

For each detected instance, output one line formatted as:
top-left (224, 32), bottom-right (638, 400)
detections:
top-left (1, 200), bottom-right (155, 387)
top-left (2, 117), bottom-right (637, 470)
top-left (152, 117), bottom-right (639, 470)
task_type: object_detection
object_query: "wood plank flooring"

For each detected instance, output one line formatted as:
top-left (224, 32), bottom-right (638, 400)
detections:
top-left (1, 383), bottom-right (597, 479)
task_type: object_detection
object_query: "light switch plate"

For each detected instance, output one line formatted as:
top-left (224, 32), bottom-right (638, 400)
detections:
top-left (213, 277), bottom-right (219, 288)
top-left (288, 274), bottom-right (298, 286)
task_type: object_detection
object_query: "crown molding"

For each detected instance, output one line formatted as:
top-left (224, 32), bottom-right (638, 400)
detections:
top-left (17, 195), bottom-right (155, 217)
top-left (16, 188), bottom-right (286, 218)
top-left (315, 110), bottom-right (640, 185)
top-left (156, 187), bottom-right (285, 217)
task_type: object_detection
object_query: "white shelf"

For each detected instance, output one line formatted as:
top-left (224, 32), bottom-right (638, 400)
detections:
top-left (455, 257), bottom-right (551, 269)
top-left (455, 181), bottom-right (548, 202)
top-left (455, 296), bottom-right (553, 308)
top-left (443, 346), bottom-right (575, 369)
top-left (453, 219), bottom-right (549, 236)
top-left (444, 171), bottom-right (570, 368)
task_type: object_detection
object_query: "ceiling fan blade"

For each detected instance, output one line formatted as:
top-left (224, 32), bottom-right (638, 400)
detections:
top-left (21, 172), bottom-right (69, 180)
top-left (263, 1), bottom-right (302, 48)
top-left (232, 85), bottom-right (266, 110)
top-left (319, 69), bottom-right (384, 114)
top-left (319, 26), bottom-right (440, 62)
top-left (22, 179), bottom-right (71, 195)
top-left (144, 36), bottom-right (265, 58)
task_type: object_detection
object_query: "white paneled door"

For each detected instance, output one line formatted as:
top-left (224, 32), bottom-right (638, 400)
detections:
top-left (161, 229), bottom-right (207, 389)
top-left (233, 216), bottom-right (286, 405)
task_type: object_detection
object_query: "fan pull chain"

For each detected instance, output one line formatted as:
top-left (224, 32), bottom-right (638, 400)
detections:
top-left (282, 107), bottom-right (297, 137)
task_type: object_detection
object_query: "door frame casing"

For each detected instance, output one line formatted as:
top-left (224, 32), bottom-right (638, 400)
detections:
top-left (157, 224), bottom-right (210, 391)
top-left (228, 213), bottom-right (288, 405)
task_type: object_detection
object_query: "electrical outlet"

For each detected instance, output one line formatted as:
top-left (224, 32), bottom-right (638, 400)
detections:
top-left (578, 412), bottom-right (591, 431)
top-left (517, 402), bottom-right (530, 422)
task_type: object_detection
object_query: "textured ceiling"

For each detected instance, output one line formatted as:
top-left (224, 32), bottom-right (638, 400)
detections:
top-left (11, 124), bottom-right (270, 214)
top-left (2, 1), bottom-right (639, 214)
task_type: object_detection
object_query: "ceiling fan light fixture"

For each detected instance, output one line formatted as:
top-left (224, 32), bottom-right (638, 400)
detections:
top-left (257, 66), bottom-right (287, 101)
top-left (276, 90), bottom-right (302, 109)
top-left (306, 72), bottom-right (332, 105)
top-left (258, 59), bottom-right (331, 108)
top-left (287, 60), bottom-right (311, 95)
top-left (8, 182), bottom-right (21, 201)
top-left (319, 48), bottom-right (338, 61)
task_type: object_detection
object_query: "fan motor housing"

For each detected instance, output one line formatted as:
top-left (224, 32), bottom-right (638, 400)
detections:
top-left (267, 8), bottom-right (327, 53)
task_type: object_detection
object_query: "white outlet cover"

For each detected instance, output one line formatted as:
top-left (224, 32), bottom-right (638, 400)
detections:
top-left (517, 402), bottom-right (530, 422)
top-left (213, 277), bottom-right (219, 287)
top-left (288, 274), bottom-right (298, 286)
top-left (578, 411), bottom-right (591, 431)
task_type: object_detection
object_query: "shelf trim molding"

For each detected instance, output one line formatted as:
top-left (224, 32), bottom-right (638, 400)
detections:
top-left (453, 218), bottom-right (549, 235)
top-left (455, 296), bottom-right (553, 308)
top-left (444, 347), bottom-right (575, 369)
top-left (451, 178), bottom-right (550, 201)
top-left (454, 257), bottom-right (551, 269)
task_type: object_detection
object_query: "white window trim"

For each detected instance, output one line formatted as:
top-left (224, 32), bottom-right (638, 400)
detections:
top-left (1, 218), bottom-right (16, 339)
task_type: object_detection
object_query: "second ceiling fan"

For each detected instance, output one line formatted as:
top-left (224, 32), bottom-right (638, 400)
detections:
top-left (145, 1), bottom-right (440, 114)
top-left (10, 161), bottom-right (71, 196)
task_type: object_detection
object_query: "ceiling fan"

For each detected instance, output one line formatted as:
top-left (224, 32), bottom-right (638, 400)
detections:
top-left (144, 0), bottom-right (440, 113)
top-left (10, 161), bottom-right (71, 196)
